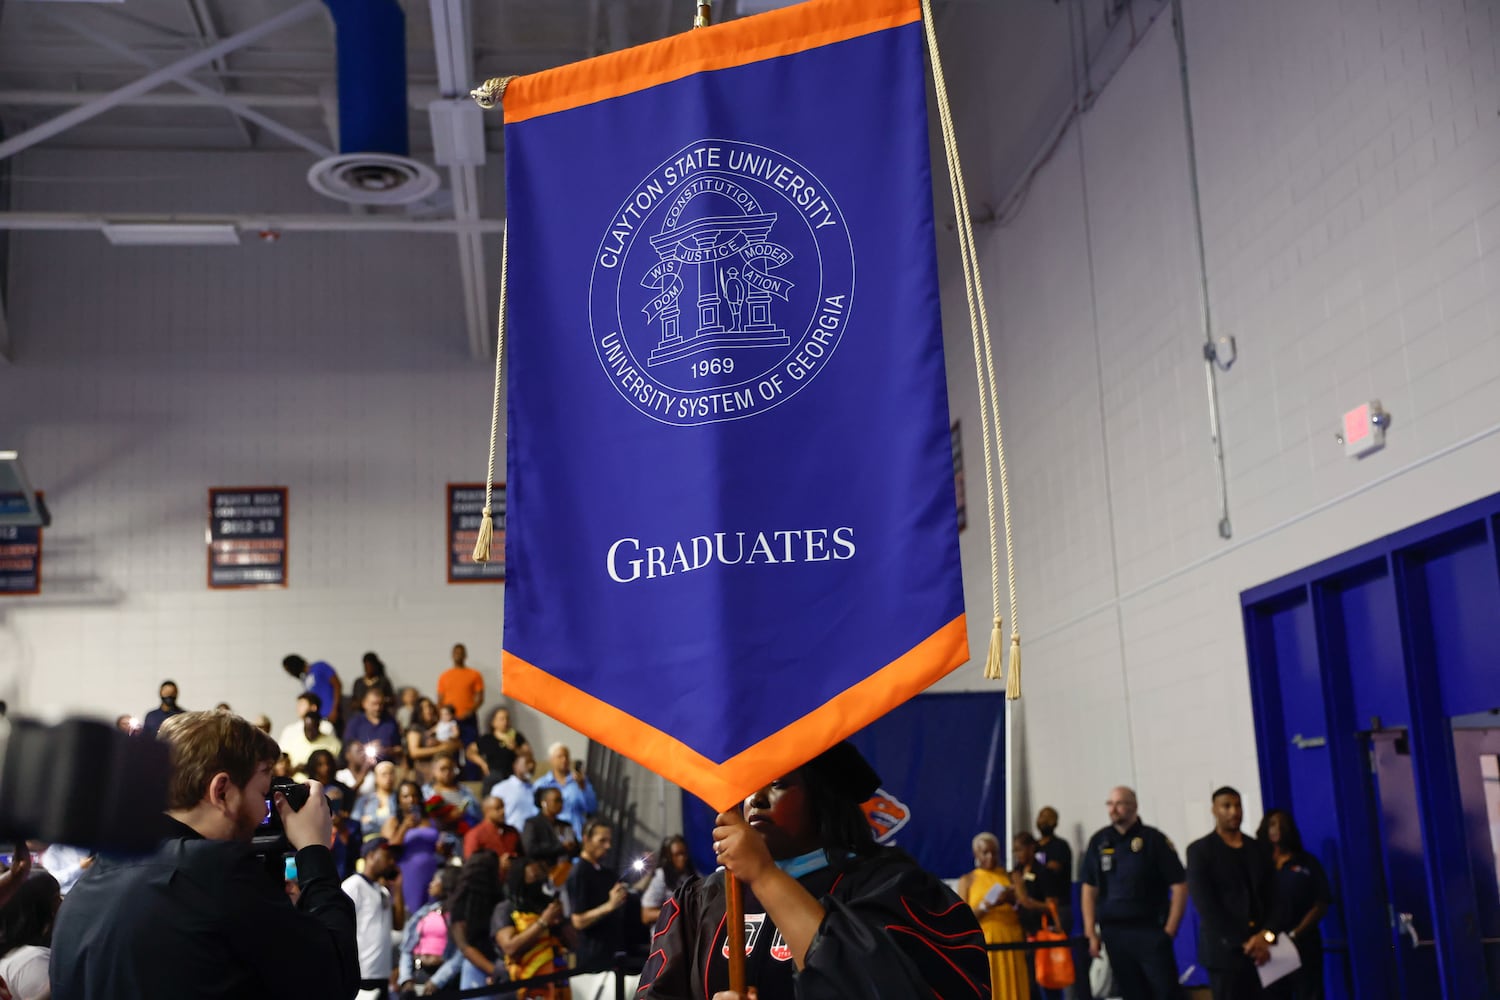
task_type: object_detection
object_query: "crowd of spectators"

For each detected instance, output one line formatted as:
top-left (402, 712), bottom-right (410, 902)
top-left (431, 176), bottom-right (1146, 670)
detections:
top-left (1, 660), bottom-right (1340, 1000)
top-left (107, 648), bottom-right (527, 908)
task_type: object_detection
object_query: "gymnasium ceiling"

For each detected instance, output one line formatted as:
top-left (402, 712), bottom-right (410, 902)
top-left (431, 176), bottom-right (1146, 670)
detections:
top-left (0, 0), bottom-right (1139, 207)
top-left (0, 0), bottom-right (1139, 354)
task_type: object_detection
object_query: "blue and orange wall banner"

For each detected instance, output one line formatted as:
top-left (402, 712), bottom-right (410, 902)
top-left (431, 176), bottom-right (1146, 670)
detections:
top-left (682, 692), bottom-right (1007, 878)
top-left (500, 0), bottom-right (966, 811)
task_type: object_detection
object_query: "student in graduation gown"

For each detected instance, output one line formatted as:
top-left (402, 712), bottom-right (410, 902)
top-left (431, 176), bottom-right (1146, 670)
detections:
top-left (637, 742), bottom-right (989, 1000)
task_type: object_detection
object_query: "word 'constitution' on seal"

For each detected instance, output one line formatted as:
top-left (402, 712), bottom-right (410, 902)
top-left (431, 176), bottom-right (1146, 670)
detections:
top-left (589, 139), bottom-right (857, 427)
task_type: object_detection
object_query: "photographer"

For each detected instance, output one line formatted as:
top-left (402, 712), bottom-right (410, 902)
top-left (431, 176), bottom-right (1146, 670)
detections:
top-left (49, 711), bottom-right (359, 999)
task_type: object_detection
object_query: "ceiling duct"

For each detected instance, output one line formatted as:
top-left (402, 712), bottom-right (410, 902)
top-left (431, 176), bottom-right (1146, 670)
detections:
top-left (307, 0), bottom-right (439, 205)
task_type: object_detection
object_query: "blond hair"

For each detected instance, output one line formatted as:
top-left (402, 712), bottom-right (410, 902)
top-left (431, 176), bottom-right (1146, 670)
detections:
top-left (159, 711), bottom-right (280, 810)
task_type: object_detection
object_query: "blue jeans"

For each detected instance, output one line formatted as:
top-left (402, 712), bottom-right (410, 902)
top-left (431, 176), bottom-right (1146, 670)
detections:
top-left (460, 959), bottom-right (490, 990)
top-left (461, 958), bottom-right (514, 996)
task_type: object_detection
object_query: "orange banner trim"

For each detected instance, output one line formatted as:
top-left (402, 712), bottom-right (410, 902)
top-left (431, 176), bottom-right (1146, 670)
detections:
top-left (502, 0), bottom-right (921, 125)
top-left (502, 614), bottom-right (968, 812)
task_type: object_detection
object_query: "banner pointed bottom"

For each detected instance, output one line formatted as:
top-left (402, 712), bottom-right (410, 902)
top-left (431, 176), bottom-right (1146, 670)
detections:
top-left (502, 614), bottom-right (969, 812)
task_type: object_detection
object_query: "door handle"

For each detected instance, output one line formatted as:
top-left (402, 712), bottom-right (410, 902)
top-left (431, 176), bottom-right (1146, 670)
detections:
top-left (1397, 912), bottom-right (1420, 948)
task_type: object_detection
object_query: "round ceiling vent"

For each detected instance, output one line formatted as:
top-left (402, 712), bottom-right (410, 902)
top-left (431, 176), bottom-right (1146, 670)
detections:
top-left (307, 153), bottom-right (442, 206)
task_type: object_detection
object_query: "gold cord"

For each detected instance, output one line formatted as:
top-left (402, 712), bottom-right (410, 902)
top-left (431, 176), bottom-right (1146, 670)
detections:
top-left (472, 228), bottom-right (509, 564)
top-left (920, 0), bottom-right (1021, 695)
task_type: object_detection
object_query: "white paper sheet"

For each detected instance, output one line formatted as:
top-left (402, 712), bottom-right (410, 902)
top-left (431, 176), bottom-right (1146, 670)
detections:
top-left (1257, 935), bottom-right (1303, 987)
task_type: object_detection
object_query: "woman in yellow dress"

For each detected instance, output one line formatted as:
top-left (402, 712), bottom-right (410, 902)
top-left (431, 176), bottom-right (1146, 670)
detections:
top-left (958, 831), bottom-right (1030, 1000)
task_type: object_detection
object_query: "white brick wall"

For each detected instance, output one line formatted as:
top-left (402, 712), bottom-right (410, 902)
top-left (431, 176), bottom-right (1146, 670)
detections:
top-left (0, 151), bottom-right (495, 728)
top-left (940, 0), bottom-right (1500, 855)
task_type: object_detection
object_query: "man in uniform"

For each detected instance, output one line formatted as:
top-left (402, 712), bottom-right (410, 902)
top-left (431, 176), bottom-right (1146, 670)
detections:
top-left (1080, 785), bottom-right (1187, 999)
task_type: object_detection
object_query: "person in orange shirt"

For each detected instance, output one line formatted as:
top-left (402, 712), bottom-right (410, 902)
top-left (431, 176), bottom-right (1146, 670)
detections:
top-left (438, 643), bottom-right (486, 778)
top-left (438, 644), bottom-right (485, 720)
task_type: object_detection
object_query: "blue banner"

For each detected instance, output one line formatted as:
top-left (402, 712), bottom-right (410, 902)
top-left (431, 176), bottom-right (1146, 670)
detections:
top-left (498, 0), bottom-right (968, 810)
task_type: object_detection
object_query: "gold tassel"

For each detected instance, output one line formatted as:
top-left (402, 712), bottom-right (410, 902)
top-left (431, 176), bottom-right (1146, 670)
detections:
top-left (984, 617), bottom-right (1004, 680)
top-left (1005, 634), bottom-right (1021, 700)
top-left (472, 506), bottom-right (494, 563)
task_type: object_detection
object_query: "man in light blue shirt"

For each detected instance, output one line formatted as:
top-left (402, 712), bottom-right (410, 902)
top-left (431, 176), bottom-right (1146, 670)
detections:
top-left (532, 742), bottom-right (597, 840)
top-left (491, 746), bottom-right (540, 829)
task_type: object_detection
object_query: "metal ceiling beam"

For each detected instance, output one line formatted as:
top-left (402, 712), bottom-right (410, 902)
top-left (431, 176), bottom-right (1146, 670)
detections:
top-left (184, 0), bottom-right (254, 147)
top-left (0, 90), bottom-right (323, 109)
top-left (0, 211), bottom-right (506, 234)
top-left (429, 0), bottom-right (490, 358)
top-left (429, 0), bottom-right (473, 97)
top-left (0, 0), bottom-right (323, 163)
top-left (450, 163), bottom-right (489, 358)
top-left (43, 11), bottom-right (333, 159)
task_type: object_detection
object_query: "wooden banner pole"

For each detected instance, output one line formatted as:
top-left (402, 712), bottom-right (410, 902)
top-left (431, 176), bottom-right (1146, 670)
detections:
top-left (724, 865), bottom-right (747, 994)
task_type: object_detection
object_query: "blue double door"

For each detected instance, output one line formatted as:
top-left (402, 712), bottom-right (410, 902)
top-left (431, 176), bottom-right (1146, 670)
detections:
top-left (1243, 495), bottom-right (1500, 999)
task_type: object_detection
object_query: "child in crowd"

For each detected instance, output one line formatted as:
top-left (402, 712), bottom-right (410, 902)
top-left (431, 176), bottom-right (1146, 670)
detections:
top-left (432, 703), bottom-right (460, 744)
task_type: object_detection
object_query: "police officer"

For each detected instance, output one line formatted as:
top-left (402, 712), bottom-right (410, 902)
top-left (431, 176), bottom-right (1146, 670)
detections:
top-left (1080, 785), bottom-right (1187, 999)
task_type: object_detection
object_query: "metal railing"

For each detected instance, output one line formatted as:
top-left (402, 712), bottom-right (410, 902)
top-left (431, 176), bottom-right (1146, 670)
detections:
top-left (398, 934), bottom-right (1089, 997)
top-left (399, 954), bottom-right (644, 1000)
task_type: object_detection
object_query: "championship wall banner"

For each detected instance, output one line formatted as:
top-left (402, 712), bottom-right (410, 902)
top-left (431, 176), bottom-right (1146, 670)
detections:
top-left (499, 0), bottom-right (967, 810)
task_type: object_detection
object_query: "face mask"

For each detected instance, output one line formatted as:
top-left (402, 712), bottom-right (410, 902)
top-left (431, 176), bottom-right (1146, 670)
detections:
top-left (517, 880), bottom-right (553, 914)
top-left (1037, 824), bottom-right (1055, 837)
top-left (162, 696), bottom-right (177, 709)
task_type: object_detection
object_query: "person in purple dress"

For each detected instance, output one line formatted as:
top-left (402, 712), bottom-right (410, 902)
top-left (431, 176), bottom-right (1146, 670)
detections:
top-left (385, 779), bottom-right (443, 913)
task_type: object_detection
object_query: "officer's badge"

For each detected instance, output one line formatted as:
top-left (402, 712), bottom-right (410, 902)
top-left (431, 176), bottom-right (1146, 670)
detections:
top-left (1131, 837), bottom-right (1144, 852)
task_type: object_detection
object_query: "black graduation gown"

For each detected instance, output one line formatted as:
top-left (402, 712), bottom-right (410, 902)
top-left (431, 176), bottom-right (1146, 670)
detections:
top-left (638, 847), bottom-right (990, 999)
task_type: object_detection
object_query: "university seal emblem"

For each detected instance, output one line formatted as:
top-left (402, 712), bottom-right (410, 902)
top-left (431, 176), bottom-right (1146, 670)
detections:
top-left (590, 139), bottom-right (855, 426)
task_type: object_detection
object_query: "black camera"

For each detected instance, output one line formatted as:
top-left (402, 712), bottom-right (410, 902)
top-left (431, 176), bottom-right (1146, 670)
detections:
top-left (263, 776), bottom-right (313, 825)
top-left (252, 776), bottom-right (327, 863)
top-left (0, 716), bottom-right (172, 854)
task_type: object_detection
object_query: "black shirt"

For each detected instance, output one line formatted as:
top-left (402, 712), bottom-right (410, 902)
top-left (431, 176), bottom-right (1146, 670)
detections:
top-left (1016, 861), bottom-right (1068, 936)
top-left (1266, 850), bottom-right (1331, 943)
top-left (566, 858), bottom-right (626, 972)
top-left (1186, 832), bottom-right (1273, 970)
top-left (521, 814), bottom-right (578, 866)
top-left (142, 705), bottom-right (184, 739)
top-left (474, 730), bottom-right (529, 781)
top-left (1035, 834), bottom-right (1074, 883)
top-left (1080, 819), bottom-right (1186, 925)
top-left (50, 817), bottom-right (358, 1000)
